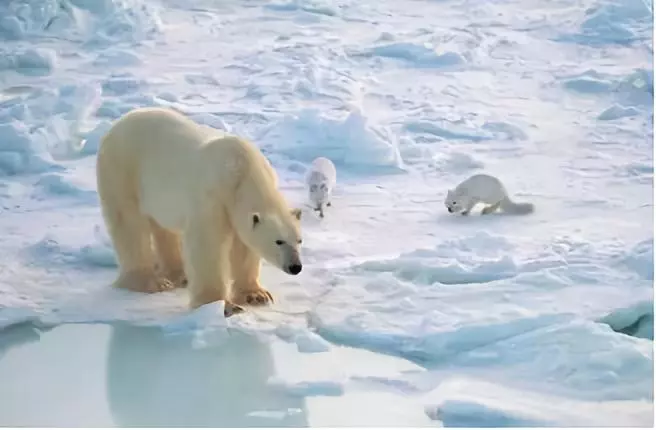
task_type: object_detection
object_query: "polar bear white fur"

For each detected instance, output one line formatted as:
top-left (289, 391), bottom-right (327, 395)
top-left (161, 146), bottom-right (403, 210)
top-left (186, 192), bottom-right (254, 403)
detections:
top-left (96, 107), bottom-right (304, 317)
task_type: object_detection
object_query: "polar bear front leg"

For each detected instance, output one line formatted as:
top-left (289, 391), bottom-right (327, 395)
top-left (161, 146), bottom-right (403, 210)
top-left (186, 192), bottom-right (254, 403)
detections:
top-left (230, 236), bottom-right (274, 306)
top-left (183, 209), bottom-right (243, 317)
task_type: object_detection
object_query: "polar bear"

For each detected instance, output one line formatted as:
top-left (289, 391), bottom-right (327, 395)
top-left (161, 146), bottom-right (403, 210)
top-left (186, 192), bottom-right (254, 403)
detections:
top-left (96, 107), bottom-right (304, 317)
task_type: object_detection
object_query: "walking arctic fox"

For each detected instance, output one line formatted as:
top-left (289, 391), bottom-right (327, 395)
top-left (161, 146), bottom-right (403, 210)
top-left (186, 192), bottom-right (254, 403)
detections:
top-left (444, 174), bottom-right (534, 216)
top-left (305, 157), bottom-right (336, 218)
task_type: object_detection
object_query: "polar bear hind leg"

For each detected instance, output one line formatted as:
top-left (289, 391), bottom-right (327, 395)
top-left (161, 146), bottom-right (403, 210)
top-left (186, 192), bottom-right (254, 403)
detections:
top-left (230, 236), bottom-right (273, 306)
top-left (98, 181), bottom-right (175, 293)
top-left (149, 218), bottom-right (187, 288)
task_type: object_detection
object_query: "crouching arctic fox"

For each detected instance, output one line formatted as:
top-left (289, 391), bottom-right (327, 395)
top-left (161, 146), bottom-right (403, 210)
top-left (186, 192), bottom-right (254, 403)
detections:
top-left (305, 157), bottom-right (336, 218)
top-left (445, 174), bottom-right (534, 216)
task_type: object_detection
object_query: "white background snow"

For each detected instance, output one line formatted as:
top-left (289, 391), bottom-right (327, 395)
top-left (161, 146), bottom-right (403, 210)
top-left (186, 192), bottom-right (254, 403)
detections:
top-left (0, 0), bottom-right (653, 427)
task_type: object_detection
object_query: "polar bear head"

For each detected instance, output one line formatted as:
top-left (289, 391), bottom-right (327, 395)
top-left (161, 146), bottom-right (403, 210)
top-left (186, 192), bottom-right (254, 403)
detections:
top-left (237, 208), bottom-right (304, 275)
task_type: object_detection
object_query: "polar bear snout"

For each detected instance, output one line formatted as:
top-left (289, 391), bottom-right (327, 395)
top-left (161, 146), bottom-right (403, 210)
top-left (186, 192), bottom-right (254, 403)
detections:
top-left (287, 263), bottom-right (303, 275)
top-left (283, 250), bottom-right (303, 275)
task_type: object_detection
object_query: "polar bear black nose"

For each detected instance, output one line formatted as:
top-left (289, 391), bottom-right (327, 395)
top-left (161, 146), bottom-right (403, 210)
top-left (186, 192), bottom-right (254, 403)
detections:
top-left (288, 264), bottom-right (302, 275)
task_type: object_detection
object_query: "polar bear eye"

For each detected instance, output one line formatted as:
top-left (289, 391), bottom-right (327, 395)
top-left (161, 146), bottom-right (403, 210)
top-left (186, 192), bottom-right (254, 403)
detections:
top-left (275, 240), bottom-right (285, 245)
top-left (297, 239), bottom-right (303, 244)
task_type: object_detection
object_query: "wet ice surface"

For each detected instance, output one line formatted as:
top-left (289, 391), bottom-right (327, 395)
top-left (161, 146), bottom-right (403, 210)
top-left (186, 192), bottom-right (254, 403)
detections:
top-left (0, 322), bottom-right (431, 427)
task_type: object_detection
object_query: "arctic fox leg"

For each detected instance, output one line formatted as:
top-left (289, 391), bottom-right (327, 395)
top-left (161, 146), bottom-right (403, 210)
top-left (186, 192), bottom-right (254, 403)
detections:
top-left (482, 201), bottom-right (501, 215)
top-left (461, 200), bottom-right (477, 216)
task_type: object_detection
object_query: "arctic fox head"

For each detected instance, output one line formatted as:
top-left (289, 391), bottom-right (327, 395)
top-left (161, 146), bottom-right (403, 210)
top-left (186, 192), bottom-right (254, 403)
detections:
top-left (309, 182), bottom-right (331, 205)
top-left (444, 189), bottom-right (469, 214)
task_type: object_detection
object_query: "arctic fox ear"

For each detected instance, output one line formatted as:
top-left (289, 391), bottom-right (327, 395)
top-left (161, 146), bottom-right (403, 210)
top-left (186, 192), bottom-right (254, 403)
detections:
top-left (252, 213), bottom-right (260, 227)
top-left (291, 208), bottom-right (302, 221)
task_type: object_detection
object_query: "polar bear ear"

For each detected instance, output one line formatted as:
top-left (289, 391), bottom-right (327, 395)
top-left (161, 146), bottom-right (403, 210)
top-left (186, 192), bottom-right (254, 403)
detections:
top-left (252, 213), bottom-right (260, 227)
top-left (291, 208), bottom-right (302, 221)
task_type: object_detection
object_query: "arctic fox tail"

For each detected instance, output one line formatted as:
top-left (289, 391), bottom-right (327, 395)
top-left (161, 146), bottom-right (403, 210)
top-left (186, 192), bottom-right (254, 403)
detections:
top-left (500, 196), bottom-right (534, 215)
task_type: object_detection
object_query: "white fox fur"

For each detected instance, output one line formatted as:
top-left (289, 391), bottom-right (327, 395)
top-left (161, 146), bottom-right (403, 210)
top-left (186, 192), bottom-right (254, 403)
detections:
top-left (445, 174), bottom-right (534, 216)
top-left (305, 157), bottom-right (336, 218)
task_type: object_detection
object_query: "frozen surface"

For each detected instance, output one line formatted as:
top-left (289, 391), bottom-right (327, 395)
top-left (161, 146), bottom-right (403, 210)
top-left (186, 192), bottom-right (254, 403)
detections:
top-left (0, 0), bottom-right (653, 427)
top-left (0, 322), bottom-right (431, 427)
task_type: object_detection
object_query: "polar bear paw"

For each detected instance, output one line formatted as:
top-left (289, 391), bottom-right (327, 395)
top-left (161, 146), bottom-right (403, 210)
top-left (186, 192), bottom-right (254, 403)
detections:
top-left (224, 302), bottom-right (244, 318)
top-left (232, 285), bottom-right (274, 306)
top-left (114, 270), bottom-right (176, 293)
top-left (161, 268), bottom-right (188, 288)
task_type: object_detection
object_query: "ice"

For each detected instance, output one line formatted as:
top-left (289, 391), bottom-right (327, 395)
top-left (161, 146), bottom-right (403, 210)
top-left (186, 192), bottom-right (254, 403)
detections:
top-left (358, 42), bottom-right (466, 68)
top-left (599, 299), bottom-right (654, 340)
top-left (423, 377), bottom-right (653, 427)
top-left (557, 0), bottom-right (653, 46)
top-left (0, 0), bottom-right (652, 426)
top-left (267, 377), bottom-right (345, 397)
top-left (262, 108), bottom-right (404, 172)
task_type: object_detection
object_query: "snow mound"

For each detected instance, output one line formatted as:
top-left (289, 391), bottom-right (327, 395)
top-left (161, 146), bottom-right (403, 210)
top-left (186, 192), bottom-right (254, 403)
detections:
top-left (598, 104), bottom-right (641, 120)
top-left (33, 172), bottom-right (94, 198)
top-left (0, 0), bottom-right (162, 44)
top-left (430, 151), bottom-right (485, 174)
top-left (598, 300), bottom-right (654, 340)
top-left (352, 232), bottom-right (534, 286)
top-left (0, 0), bottom-right (75, 39)
top-left (403, 118), bottom-right (526, 143)
top-left (562, 69), bottom-right (653, 107)
top-left (424, 376), bottom-right (653, 427)
top-left (355, 42), bottom-right (466, 68)
top-left (261, 108), bottom-right (404, 173)
top-left (101, 73), bottom-right (148, 97)
top-left (619, 238), bottom-right (653, 280)
top-left (0, 120), bottom-right (61, 176)
top-left (0, 82), bottom-right (105, 168)
top-left (264, 0), bottom-right (338, 17)
top-left (0, 47), bottom-right (56, 76)
top-left (25, 226), bottom-right (116, 269)
top-left (557, 0), bottom-right (653, 46)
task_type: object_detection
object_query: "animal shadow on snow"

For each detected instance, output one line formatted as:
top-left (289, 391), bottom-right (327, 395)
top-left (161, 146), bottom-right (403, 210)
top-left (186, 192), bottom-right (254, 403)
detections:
top-left (437, 209), bottom-right (508, 226)
top-left (106, 324), bottom-right (309, 427)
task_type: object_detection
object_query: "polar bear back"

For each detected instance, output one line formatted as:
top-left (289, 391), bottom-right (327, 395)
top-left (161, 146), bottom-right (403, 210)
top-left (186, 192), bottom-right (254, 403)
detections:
top-left (97, 107), bottom-right (279, 231)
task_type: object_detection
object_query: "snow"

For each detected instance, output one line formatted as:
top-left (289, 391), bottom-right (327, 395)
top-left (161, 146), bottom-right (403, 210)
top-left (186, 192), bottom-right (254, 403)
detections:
top-left (0, 0), bottom-right (653, 427)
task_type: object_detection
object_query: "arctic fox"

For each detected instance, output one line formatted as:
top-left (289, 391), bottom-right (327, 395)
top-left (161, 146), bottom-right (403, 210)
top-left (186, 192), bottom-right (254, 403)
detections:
top-left (445, 174), bottom-right (534, 216)
top-left (305, 157), bottom-right (336, 218)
